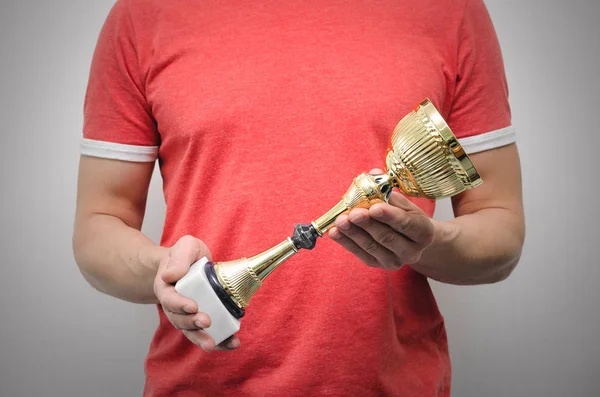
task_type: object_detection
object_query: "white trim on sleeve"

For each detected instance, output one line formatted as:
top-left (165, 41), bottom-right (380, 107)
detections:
top-left (457, 126), bottom-right (516, 154)
top-left (80, 138), bottom-right (159, 162)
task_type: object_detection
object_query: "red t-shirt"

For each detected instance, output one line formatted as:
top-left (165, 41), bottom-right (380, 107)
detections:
top-left (82, 1), bottom-right (515, 396)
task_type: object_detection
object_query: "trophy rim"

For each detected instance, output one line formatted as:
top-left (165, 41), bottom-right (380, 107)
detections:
top-left (418, 98), bottom-right (482, 188)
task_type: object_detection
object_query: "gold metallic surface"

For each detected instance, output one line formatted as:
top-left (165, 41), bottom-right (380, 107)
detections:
top-left (212, 98), bottom-right (481, 309)
top-left (385, 99), bottom-right (482, 198)
top-left (313, 173), bottom-right (390, 235)
top-left (215, 238), bottom-right (298, 309)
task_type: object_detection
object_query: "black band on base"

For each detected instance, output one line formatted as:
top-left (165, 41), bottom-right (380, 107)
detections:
top-left (204, 261), bottom-right (245, 319)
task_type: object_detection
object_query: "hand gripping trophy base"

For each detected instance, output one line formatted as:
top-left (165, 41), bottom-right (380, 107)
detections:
top-left (174, 98), bottom-right (482, 345)
top-left (175, 257), bottom-right (242, 345)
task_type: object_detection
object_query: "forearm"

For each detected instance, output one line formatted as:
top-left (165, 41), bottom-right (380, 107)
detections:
top-left (73, 213), bottom-right (167, 304)
top-left (412, 208), bottom-right (524, 285)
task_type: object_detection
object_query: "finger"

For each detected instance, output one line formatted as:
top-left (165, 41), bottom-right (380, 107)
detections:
top-left (215, 335), bottom-right (241, 351)
top-left (369, 201), bottom-right (434, 245)
top-left (348, 208), bottom-right (418, 261)
top-left (335, 214), bottom-right (399, 269)
top-left (162, 235), bottom-right (211, 284)
top-left (369, 168), bottom-right (385, 175)
top-left (156, 281), bottom-right (198, 314)
top-left (166, 311), bottom-right (211, 331)
top-left (388, 191), bottom-right (421, 211)
top-left (329, 226), bottom-right (379, 268)
top-left (182, 329), bottom-right (217, 352)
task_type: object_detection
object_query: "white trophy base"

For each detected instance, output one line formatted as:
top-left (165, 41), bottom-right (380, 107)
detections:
top-left (174, 257), bottom-right (241, 346)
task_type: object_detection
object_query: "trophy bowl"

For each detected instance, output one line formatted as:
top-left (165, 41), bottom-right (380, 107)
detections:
top-left (385, 98), bottom-right (481, 199)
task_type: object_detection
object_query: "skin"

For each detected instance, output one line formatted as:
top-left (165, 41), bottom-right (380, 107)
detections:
top-left (73, 143), bottom-right (524, 352)
top-left (330, 143), bottom-right (525, 284)
top-left (73, 157), bottom-right (238, 351)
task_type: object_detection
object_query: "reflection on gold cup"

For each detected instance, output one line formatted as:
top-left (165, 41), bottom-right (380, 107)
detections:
top-left (211, 98), bottom-right (482, 314)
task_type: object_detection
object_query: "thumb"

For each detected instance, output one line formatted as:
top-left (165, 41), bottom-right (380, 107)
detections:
top-left (162, 235), bottom-right (212, 284)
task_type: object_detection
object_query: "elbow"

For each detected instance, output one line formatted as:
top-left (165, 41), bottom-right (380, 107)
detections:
top-left (72, 229), bottom-right (86, 275)
top-left (72, 227), bottom-right (89, 275)
top-left (72, 228), bottom-right (104, 293)
top-left (484, 255), bottom-right (520, 284)
top-left (457, 228), bottom-right (525, 285)
top-left (480, 235), bottom-right (524, 284)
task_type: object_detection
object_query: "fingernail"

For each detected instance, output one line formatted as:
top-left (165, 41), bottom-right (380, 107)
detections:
top-left (371, 206), bottom-right (384, 218)
top-left (201, 343), bottom-right (214, 352)
top-left (227, 339), bottom-right (240, 349)
top-left (194, 320), bottom-right (206, 328)
top-left (183, 305), bottom-right (196, 314)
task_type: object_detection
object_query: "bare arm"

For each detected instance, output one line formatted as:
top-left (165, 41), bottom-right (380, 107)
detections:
top-left (72, 156), bottom-right (239, 350)
top-left (411, 143), bottom-right (525, 284)
top-left (330, 143), bottom-right (525, 285)
top-left (72, 156), bottom-right (166, 303)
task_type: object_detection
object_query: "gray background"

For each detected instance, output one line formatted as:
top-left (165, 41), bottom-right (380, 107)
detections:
top-left (1, 0), bottom-right (599, 396)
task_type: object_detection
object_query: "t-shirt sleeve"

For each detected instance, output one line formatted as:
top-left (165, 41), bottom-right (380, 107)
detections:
top-left (81, 0), bottom-right (159, 162)
top-left (446, 0), bottom-right (516, 154)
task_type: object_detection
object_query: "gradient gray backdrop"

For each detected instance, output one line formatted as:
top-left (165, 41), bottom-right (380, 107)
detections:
top-left (1, 1), bottom-right (599, 396)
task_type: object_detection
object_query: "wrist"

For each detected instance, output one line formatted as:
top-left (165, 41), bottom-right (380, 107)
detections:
top-left (138, 244), bottom-right (168, 274)
top-left (410, 219), bottom-right (461, 277)
top-left (428, 219), bottom-right (460, 250)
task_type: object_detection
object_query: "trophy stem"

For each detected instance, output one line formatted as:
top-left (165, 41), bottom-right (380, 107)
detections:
top-left (214, 172), bottom-right (397, 309)
top-left (312, 172), bottom-right (396, 236)
top-left (312, 200), bottom-right (349, 236)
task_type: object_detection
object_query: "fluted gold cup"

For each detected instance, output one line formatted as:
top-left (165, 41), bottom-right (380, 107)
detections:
top-left (175, 98), bottom-right (482, 344)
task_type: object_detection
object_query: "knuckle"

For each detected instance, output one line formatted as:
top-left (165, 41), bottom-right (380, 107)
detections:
top-left (363, 240), bottom-right (380, 254)
top-left (345, 241), bottom-right (363, 256)
top-left (179, 235), bottom-right (196, 245)
top-left (158, 291), bottom-right (173, 306)
top-left (177, 235), bottom-right (201, 253)
top-left (182, 330), bottom-right (198, 345)
top-left (381, 259), bottom-right (395, 270)
top-left (422, 224), bottom-right (435, 245)
top-left (360, 216), bottom-right (373, 227)
top-left (398, 216), bottom-right (414, 234)
top-left (156, 293), bottom-right (169, 307)
top-left (351, 245), bottom-right (364, 256)
top-left (183, 330), bottom-right (200, 343)
top-left (167, 314), bottom-right (184, 330)
top-left (164, 299), bottom-right (187, 314)
top-left (364, 257), bottom-right (380, 268)
top-left (379, 232), bottom-right (397, 247)
top-left (173, 322), bottom-right (184, 331)
top-left (403, 252), bottom-right (421, 265)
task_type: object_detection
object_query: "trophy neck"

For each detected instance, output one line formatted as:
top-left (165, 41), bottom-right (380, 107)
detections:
top-left (312, 172), bottom-right (396, 235)
top-left (312, 200), bottom-right (348, 236)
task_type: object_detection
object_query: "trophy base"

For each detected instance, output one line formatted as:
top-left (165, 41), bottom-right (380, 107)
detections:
top-left (175, 257), bottom-right (242, 346)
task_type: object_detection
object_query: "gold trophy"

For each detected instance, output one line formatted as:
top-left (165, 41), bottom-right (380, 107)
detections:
top-left (175, 98), bottom-right (482, 344)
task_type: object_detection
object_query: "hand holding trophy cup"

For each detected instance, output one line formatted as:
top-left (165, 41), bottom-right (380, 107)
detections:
top-left (175, 98), bottom-right (483, 345)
